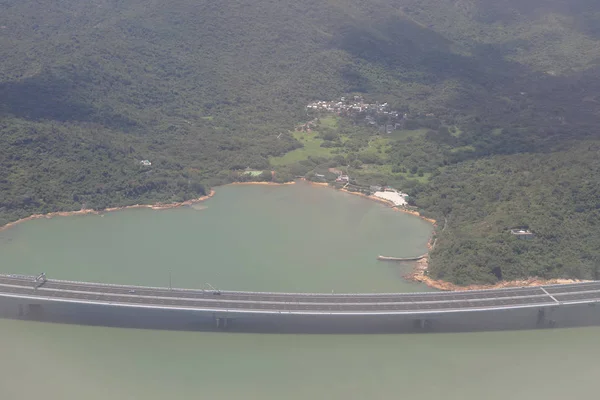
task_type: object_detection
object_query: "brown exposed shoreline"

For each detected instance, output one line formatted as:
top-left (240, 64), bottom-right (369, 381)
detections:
top-left (301, 179), bottom-right (589, 291)
top-left (0, 181), bottom-right (296, 233)
top-left (0, 180), bottom-right (586, 291)
top-left (405, 256), bottom-right (590, 291)
top-left (0, 190), bottom-right (216, 233)
top-left (300, 179), bottom-right (437, 225)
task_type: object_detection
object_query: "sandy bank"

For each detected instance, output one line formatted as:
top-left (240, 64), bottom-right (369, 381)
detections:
top-left (1, 180), bottom-right (583, 292)
top-left (306, 178), bottom-right (584, 292)
top-left (405, 256), bottom-right (590, 291)
top-left (302, 180), bottom-right (329, 187)
top-left (340, 189), bottom-right (437, 225)
top-left (394, 208), bottom-right (437, 225)
top-left (301, 179), bottom-right (437, 225)
top-left (0, 190), bottom-right (216, 232)
top-left (0, 181), bottom-right (293, 232)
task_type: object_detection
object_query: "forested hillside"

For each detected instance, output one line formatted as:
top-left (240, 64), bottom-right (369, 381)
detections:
top-left (1, 0), bottom-right (599, 283)
top-left (416, 142), bottom-right (600, 284)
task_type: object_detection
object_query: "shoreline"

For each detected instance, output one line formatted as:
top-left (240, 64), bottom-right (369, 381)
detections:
top-left (300, 179), bottom-right (586, 291)
top-left (1, 179), bottom-right (586, 292)
top-left (300, 179), bottom-right (437, 226)
top-left (0, 181), bottom-right (295, 232)
top-left (404, 256), bottom-right (591, 291)
top-left (227, 181), bottom-right (296, 186)
top-left (0, 190), bottom-right (216, 233)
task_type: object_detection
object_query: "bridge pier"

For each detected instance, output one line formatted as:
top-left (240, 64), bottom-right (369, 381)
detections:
top-left (413, 318), bottom-right (432, 331)
top-left (28, 304), bottom-right (43, 314)
top-left (18, 304), bottom-right (44, 319)
top-left (536, 308), bottom-right (546, 326)
top-left (537, 307), bottom-right (557, 328)
top-left (213, 314), bottom-right (230, 330)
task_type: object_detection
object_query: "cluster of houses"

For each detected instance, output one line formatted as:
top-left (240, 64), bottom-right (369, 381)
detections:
top-left (296, 120), bottom-right (318, 132)
top-left (306, 96), bottom-right (413, 134)
top-left (306, 96), bottom-right (402, 119)
top-left (311, 170), bottom-right (351, 183)
top-left (335, 173), bottom-right (350, 183)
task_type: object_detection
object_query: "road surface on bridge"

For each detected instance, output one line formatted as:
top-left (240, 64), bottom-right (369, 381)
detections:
top-left (1, 274), bottom-right (600, 315)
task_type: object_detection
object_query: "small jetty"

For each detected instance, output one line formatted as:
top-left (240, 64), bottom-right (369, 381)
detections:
top-left (377, 255), bottom-right (427, 262)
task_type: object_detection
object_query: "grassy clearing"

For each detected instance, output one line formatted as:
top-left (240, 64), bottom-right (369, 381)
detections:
top-left (450, 125), bottom-right (463, 137)
top-left (450, 145), bottom-right (476, 153)
top-left (358, 164), bottom-right (432, 183)
top-left (358, 164), bottom-right (393, 174)
top-left (270, 131), bottom-right (334, 165)
top-left (367, 136), bottom-right (392, 148)
top-left (318, 115), bottom-right (339, 129)
top-left (358, 137), bottom-right (392, 162)
top-left (270, 116), bottom-right (341, 166)
top-left (395, 171), bottom-right (432, 183)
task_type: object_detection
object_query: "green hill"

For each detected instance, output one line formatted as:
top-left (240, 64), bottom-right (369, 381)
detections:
top-left (1, 0), bottom-right (600, 283)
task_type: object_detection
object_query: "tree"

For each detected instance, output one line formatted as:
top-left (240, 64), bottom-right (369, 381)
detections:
top-left (259, 170), bottom-right (273, 182)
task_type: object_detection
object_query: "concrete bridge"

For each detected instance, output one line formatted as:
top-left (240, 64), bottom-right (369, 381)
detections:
top-left (1, 274), bottom-right (600, 331)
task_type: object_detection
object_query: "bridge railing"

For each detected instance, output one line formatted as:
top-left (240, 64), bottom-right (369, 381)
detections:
top-left (0, 274), bottom-right (596, 297)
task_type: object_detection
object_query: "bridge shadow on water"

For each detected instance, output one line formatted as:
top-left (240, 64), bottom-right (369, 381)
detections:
top-left (2, 300), bottom-right (600, 335)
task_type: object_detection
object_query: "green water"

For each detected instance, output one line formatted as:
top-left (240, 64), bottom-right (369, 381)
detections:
top-left (0, 183), bottom-right (433, 293)
top-left (1, 183), bottom-right (598, 400)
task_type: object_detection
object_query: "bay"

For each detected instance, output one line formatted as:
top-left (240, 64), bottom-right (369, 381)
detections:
top-left (0, 183), bottom-right (597, 400)
top-left (0, 183), bottom-right (433, 293)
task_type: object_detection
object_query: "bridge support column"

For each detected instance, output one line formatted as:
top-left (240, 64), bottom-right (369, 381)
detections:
top-left (413, 318), bottom-right (431, 331)
top-left (537, 307), bottom-right (557, 328)
top-left (25, 304), bottom-right (43, 319)
top-left (214, 315), bottom-right (229, 330)
top-left (18, 304), bottom-right (24, 317)
top-left (536, 308), bottom-right (546, 327)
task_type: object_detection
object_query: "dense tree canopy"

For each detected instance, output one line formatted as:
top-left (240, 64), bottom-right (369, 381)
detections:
top-left (1, 0), bottom-right (600, 283)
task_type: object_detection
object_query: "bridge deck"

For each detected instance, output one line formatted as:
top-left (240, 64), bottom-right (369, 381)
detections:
top-left (1, 274), bottom-right (599, 316)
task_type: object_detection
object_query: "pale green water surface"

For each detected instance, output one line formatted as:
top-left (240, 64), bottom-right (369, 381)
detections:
top-left (0, 183), bottom-right (433, 293)
top-left (0, 183), bottom-right (598, 400)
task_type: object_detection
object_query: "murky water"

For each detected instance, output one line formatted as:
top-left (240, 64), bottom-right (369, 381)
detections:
top-left (0, 183), bottom-right (433, 293)
top-left (0, 183), bottom-right (597, 400)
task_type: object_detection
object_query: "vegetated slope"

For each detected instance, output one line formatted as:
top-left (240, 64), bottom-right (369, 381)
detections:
top-left (1, 0), bottom-right (599, 283)
top-left (415, 141), bottom-right (600, 284)
top-left (401, 0), bottom-right (600, 74)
